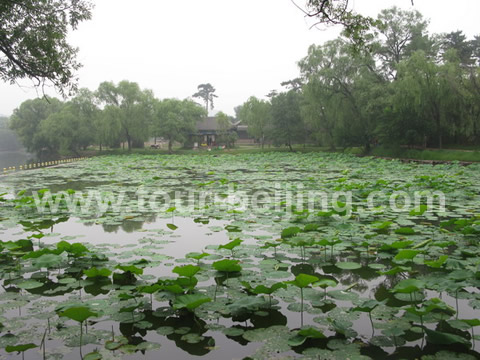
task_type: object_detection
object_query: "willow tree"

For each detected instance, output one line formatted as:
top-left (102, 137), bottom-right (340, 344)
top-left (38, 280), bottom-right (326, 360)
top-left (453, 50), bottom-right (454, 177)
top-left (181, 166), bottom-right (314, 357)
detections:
top-left (238, 96), bottom-right (272, 148)
top-left (96, 81), bottom-right (154, 151)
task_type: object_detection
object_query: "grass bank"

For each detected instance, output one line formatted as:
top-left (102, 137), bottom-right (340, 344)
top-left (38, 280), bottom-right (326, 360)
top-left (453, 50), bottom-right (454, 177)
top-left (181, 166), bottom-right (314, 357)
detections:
top-left (92, 145), bottom-right (334, 156)
top-left (79, 144), bottom-right (480, 163)
top-left (369, 145), bottom-right (480, 163)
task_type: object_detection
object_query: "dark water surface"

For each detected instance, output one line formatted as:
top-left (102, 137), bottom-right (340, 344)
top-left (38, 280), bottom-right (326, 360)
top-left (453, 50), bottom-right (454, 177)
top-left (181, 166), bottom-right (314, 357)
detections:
top-left (0, 150), bottom-right (32, 170)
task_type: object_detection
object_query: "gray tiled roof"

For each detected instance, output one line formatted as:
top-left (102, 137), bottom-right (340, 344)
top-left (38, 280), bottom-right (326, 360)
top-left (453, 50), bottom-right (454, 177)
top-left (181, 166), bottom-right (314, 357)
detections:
top-left (197, 117), bottom-right (222, 131)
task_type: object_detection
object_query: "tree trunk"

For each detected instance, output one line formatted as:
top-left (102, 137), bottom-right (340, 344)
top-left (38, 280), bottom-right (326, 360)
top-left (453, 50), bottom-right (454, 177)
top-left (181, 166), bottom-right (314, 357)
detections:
top-left (288, 142), bottom-right (293, 152)
top-left (99, 142), bottom-right (102, 152)
top-left (168, 139), bottom-right (173, 154)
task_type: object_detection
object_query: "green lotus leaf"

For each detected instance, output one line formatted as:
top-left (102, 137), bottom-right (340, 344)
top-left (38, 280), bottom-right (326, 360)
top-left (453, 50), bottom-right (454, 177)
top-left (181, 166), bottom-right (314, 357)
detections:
top-left (281, 226), bottom-right (301, 239)
top-left (166, 223), bottom-right (178, 230)
top-left (172, 265), bottom-right (201, 278)
top-left (59, 306), bottom-right (98, 323)
top-left (395, 227), bottom-right (416, 235)
top-left (173, 294), bottom-right (211, 311)
top-left (5, 343), bottom-right (37, 353)
top-left (32, 253), bottom-right (64, 269)
top-left (287, 273), bottom-right (319, 288)
top-left (314, 278), bottom-right (338, 289)
top-left (394, 249), bottom-right (420, 261)
top-left (424, 255), bottom-right (449, 268)
top-left (83, 267), bottom-right (112, 278)
top-left (336, 262), bottom-right (362, 270)
top-left (212, 259), bottom-right (242, 273)
top-left (392, 279), bottom-right (425, 294)
top-left (116, 265), bottom-right (143, 275)
top-left (17, 279), bottom-right (44, 289)
top-left (424, 328), bottom-right (471, 346)
top-left (186, 252), bottom-right (210, 261)
top-left (219, 238), bottom-right (243, 251)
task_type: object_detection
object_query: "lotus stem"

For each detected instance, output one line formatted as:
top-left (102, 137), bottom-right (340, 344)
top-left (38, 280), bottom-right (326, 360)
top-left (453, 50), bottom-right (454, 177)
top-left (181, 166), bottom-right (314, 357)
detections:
top-left (79, 321), bottom-right (83, 360)
top-left (368, 311), bottom-right (375, 337)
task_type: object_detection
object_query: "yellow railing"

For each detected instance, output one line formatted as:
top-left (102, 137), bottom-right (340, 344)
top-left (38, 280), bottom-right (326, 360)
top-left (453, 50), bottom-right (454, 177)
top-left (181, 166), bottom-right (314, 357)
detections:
top-left (2, 157), bottom-right (88, 174)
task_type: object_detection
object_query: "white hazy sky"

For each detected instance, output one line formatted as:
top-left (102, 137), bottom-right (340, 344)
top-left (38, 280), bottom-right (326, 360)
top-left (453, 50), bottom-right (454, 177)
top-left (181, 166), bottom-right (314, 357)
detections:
top-left (1, 0), bottom-right (479, 117)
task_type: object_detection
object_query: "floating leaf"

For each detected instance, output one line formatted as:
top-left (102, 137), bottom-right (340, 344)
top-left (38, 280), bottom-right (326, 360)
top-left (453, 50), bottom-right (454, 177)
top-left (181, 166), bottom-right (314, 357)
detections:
top-left (166, 223), bottom-right (178, 231)
top-left (394, 249), bottom-right (419, 261)
top-left (392, 279), bottom-right (425, 294)
top-left (395, 227), bottom-right (416, 235)
top-left (116, 265), bottom-right (143, 275)
top-left (84, 351), bottom-right (103, 360)
top-left (314, 278), bottom-right (338, 289)
top-left (288, 327), bottom-right (326, 346)
top-left (336, 262), bottom-right (362, 270)
top-left (410, 204), bottom-right (428, 216)
top-left (5, 343), bottom-right (37, 353)
top-left (424, 328), bottom-right (471, 346)
top-left (281, 227), bottom-right (301, 239)
top-left (17, 279), bottom-right (44, 290)
top-left (83, 267), bottom-right (112, 278)
top-left (424, 255), bottom-right (449, 268)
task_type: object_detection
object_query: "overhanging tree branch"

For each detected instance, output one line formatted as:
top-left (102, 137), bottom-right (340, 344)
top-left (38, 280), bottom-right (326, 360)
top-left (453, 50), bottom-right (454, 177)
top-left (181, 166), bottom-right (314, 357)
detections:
top-left (0, 0), bottom-right (93, 96)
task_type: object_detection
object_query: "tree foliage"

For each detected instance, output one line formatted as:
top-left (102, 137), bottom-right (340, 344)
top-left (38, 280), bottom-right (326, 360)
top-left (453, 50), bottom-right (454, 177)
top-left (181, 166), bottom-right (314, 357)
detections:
top-left (96, 81), bottom-right (155, 151)
top-left (216, 111), bottom-right (237, 149)
top-left (235, 6), bottom-right (480, 151)
top-left (0, 0), bottom-right (93, 95)
top-left (270, 91), bottom-right (304, 151)
top-left (9, 97), bottom-right (63, 153)
top-left (237, 97), bottom-right (272, 148)
top-left (152, 98), bottom-right (205, 153)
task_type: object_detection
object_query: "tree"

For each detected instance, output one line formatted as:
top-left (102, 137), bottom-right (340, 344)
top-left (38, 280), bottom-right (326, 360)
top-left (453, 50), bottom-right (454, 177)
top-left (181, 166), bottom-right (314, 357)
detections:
top-left (96, 81), bottom-right (154, 151)
top-left (270, 91), bottom-right (304, 151)
top-left (0, 0), bottom-right (93, 95)
top-left (193, 83), bottom-right (218, 113)
top-left (237, 97), bottom-right (272, 148)
top-left (392, 51), bottom-right (449, 148)
top-left (69, 88), bottom-right (99, 150)
top-left (373, 7), bottom-right (429, 79)
top-left (216, 111), bottom-right (237, 149)
top-left (95, 106), bottom-right (122, 150)
top-left (299, 39), bottom-right (384, 151)
top-left (9, 97), bottom-right (63, 154)
top-left (441, 31), bottom-right (474, 67)
top-left (295, 1), bottom-right (415, 47)
top-left (153, 98), bottom-right (205, 154)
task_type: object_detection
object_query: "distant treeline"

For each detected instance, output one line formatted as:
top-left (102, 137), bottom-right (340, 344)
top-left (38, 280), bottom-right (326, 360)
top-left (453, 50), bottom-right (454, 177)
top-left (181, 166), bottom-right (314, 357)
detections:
top-left (236, 7), bottom-right (480, 151)
top-left (9, 7), bottom-right (480, 155)
top-left (9, 83), bottom-right (206, 155)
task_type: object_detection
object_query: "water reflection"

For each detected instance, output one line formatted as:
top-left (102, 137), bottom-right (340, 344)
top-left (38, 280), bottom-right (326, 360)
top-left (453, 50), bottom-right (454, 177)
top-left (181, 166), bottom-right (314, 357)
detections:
top-left (0, 150), bottom-right (32, 170)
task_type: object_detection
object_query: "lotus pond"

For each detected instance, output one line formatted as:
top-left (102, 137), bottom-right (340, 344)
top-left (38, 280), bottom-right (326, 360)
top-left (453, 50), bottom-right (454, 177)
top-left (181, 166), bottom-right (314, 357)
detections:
top-left (0, 152), bottom-right (480, 359)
